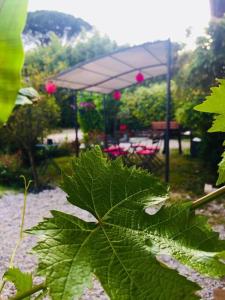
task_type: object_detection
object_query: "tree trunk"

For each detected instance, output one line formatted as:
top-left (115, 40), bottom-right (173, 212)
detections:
top-left (27, 149), bottom-right (39, 191)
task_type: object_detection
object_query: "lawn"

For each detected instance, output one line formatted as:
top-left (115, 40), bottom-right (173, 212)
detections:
top-left (0, 151), bottom-right (217, 199)
top-left (156, 150), bottom-right (217, 199)
top-left (44, 150), bottom-right (217, 199)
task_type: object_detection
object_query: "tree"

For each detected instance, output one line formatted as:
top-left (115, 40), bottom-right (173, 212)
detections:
top-left (5, 97), bottom-right (60, 189)
top-left (175, 16), bottom-right (225, 103)
top-left (24, 35), bottom-right (69, 90)
top-left (23, 10), bottom-right (92, 46)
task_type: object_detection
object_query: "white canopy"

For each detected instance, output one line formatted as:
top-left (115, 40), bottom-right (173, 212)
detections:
top-left (53, 40), bottom-right (169, 94)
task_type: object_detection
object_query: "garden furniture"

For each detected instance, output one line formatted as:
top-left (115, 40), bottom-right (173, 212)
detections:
top-left (151, 121), bottom-right (182, 154)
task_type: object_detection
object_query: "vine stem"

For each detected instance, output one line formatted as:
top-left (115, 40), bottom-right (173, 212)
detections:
top-left (9, 176), bottom-right (32, 267)
top-left (192, 185), bottom-right (225, 209)
top-left (9, 283), bottom-right (46, 300)
top-left (0, 177), bottom-right (32, 296)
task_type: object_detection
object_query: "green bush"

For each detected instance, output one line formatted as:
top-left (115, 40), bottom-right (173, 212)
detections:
top-left (0, 153), bottom-right (30, 187)
top-left (173, 16), bottom-right (225, 171)
top-left (77, 94), bottom-right (104, 133)
top-left (119, 82), bottom-right (175, 130)
top-left (35, 142), bottom-right (74, 161)
top-left (4, 97), bottom-right (60, 189)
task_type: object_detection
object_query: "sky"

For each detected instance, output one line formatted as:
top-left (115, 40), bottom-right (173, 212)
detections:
top-left (28, 0), bottom-right (211, 47)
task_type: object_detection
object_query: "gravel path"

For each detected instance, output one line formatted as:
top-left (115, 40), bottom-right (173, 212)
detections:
top-left (0, 188), bottom-right (225, 299)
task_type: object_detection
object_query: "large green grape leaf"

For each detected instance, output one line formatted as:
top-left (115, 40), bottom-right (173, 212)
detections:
top-left (29, 147), bottom-right (225, 300)
top-left (195, 79), bottom-right (225, 184)
top-left (195, 79), bottom-right (225, 133)
top-left (0, 0), bottom-right (28, 123)
top-left (3, 268), bottom-right (32, 300)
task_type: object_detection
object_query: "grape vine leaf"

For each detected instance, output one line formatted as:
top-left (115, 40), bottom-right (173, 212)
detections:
top-left (195, 79), bottom-right (225, 184)
top-left (29, 147), bottom-right (225, 300)
top-left (3, 267), bottom-right (32, 300)
top-left (194, 79), bottom-right (225, 133)
top-left (0, 0), bottom-right (28, 123)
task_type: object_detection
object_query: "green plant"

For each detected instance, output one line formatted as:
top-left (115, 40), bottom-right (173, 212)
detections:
top-left (174, 16), bottom-right (225, 171)
top-left (78, 103), bottom-right (103, 133)
top-left (16, 87), bottom-right (40, 106)
top-left (5, 97), bottom-right (60, 189)
top-left (82, 130), bottom-right (105, 148)
top-left (21, 147), bottom-right (224, 300)
top-left (0, 153), bottom-right (25, 186)
top-left (2, 148), bottom-right (225, 300)
top-left (0, 177), bottom-right (46, 299)
top-left (119, 83), bottom-right (175, 129)
top-left (195, 79), bottom-right (225, 185)
top-left (0, 0), bottom-right (28, 124)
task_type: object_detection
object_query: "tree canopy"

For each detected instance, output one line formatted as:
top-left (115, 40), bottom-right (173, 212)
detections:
top-left (23, 10), bottom-right (92, 46)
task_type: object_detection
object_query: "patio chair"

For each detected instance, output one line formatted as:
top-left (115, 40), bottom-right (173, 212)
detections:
top-left (134, 140), bottom-right (163, 171)
top-left (103, 145), bottom-right (129, 160)
top-left (125, 131), bottom-right (162, 170)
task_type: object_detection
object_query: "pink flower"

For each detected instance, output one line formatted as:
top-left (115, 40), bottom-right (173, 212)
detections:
top-left (136, 72), bottom-right (145, 83)
top-left (45, 81), bottom-right (57, 94)
top-left (113, 90), bottom-right (121, 101)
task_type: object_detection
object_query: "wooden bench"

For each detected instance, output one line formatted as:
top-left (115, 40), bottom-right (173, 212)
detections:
top-left (151, 121), bottom-right (180, 131)
top-left (151, 121), bottom-right (182, 154)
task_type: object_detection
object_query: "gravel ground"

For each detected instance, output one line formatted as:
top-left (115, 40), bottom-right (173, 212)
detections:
top-left (0, 188), bottom-right (225, 299)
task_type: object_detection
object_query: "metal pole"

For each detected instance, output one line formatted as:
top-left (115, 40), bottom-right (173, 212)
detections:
top-left (103, 94), bottom-right (108, 148)
top-left (114, 107), bottom-right (117, 145)
top-left (74, 91), bottom-right (79, 157)
top-left (165, 39), bottom-right (172, 183)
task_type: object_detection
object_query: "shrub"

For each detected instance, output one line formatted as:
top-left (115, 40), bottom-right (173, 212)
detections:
top-left (0, 153), bottom-right (29, 186)
top-left (4, 97), bottom-right (60, 189)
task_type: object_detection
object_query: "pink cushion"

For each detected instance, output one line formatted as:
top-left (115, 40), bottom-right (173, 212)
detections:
top-left (111, 150), bottom-right (128, 157)
top-left (104, 145), bottom-right (121, 153)
top-left (136, 149), bottom-right (155, 155)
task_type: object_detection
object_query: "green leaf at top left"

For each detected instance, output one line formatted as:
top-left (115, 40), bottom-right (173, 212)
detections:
top-left (0, 0), bottom-right (28, 123)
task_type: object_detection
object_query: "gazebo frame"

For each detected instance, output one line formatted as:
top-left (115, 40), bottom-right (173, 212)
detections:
top-left (52, 39), bottom-right (172, 182)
